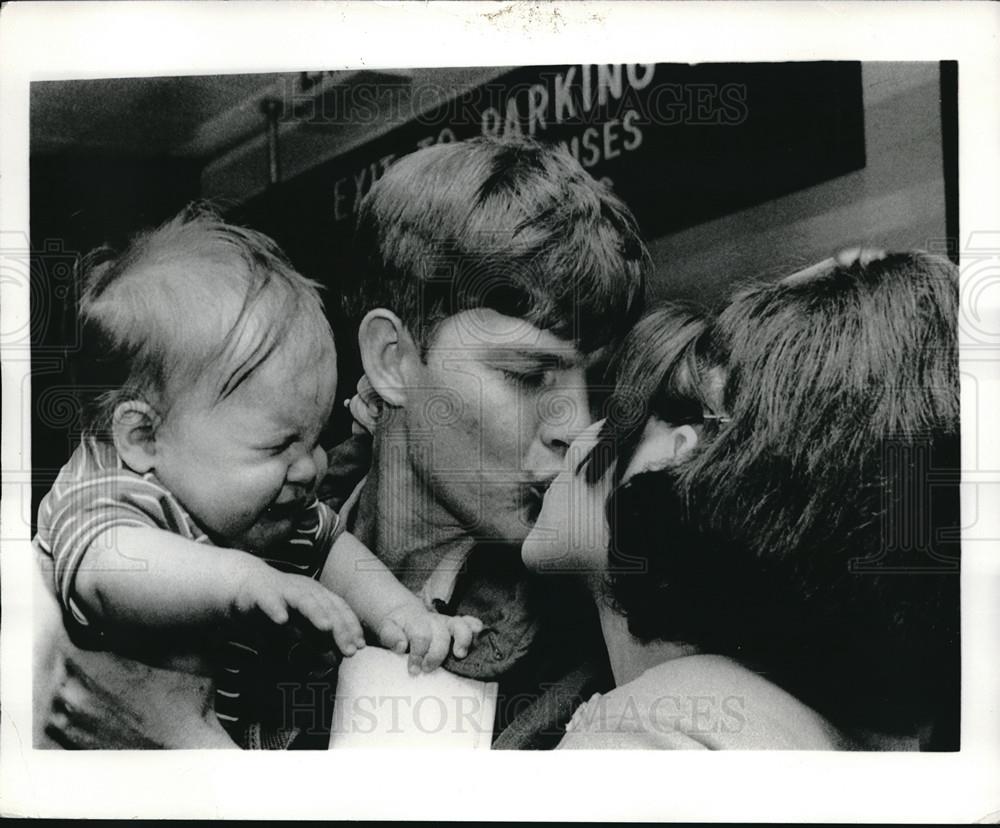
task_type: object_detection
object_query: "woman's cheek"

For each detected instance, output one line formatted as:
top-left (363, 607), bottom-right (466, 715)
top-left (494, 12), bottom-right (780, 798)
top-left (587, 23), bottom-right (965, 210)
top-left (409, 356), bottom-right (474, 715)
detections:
top-left (572, 477), bottom-right (612, 571)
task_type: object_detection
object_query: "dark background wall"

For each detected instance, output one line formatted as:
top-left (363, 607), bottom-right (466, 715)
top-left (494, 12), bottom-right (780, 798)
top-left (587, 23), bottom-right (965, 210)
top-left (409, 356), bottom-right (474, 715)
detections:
top-left (646, 62), bottom-right (954, 303)
top-left (30, 156), bottom-right (202, 527)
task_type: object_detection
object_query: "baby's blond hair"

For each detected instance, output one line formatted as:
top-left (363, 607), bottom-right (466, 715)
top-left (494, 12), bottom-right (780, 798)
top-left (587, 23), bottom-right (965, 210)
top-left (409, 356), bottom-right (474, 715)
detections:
top-left (76, 204), bottom-right (335, 437)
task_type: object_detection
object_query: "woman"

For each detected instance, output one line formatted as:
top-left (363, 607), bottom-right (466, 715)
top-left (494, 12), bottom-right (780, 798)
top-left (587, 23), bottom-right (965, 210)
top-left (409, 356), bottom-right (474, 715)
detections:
top-left (523, 249), bottom-right (961, 750)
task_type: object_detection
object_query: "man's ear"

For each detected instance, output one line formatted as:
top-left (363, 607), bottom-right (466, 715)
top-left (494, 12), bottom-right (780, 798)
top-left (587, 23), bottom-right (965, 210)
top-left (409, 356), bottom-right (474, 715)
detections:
top-left (357, 309), bottom-right (418, 408)
top-left (671, 424), bottom-right (700, 461)
top-left (112, 401), bottom-right (160, 473)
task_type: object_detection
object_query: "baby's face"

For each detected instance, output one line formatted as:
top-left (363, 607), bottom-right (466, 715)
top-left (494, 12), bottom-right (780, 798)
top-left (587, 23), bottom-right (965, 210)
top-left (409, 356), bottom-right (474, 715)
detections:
top-left (152, 349), bottom-right (338, 553)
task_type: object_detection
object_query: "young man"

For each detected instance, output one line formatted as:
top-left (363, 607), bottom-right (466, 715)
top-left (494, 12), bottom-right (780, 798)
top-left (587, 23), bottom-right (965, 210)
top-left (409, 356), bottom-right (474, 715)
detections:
top-left (327, 137), bottom-right (648, 746)
top-left (40, 137), bottom-right (649, 749)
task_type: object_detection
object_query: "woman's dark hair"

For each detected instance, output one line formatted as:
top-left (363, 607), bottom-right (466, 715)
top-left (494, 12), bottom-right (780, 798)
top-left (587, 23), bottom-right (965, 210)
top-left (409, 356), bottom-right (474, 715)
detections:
top-left (584, 301), bottom-right (712, 485)
top-left (606, 251), bottom-right (961, 744)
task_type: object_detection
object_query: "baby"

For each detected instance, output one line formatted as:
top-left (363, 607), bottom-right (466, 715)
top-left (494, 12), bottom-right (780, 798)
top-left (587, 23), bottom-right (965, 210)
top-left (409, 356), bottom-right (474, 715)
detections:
top-left (34, 206), bottom-right (481, 748)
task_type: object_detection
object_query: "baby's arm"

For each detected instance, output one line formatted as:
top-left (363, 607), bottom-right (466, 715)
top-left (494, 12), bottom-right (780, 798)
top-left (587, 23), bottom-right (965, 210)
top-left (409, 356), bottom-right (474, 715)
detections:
top-left (74, 526), bottom-right (364, 654)
top-left (318, 531), bottom-right (482, 675)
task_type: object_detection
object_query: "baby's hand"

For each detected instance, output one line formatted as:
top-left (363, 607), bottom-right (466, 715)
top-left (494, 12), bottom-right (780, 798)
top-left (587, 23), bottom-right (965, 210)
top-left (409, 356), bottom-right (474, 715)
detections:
top-left (376, 602), bottom-right (484, 676)
top-left (232, 563), bottom-right (366, 657)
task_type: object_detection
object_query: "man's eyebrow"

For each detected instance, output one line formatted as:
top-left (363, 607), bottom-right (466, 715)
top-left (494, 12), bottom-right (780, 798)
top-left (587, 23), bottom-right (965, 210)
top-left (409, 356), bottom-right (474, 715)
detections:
top-left (486, 348), bottom-right (582, 368)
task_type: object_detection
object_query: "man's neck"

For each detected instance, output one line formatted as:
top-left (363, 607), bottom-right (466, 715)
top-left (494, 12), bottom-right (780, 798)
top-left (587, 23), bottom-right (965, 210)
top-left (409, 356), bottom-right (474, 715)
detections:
top-left (353, 428), bottom-right (477, 596)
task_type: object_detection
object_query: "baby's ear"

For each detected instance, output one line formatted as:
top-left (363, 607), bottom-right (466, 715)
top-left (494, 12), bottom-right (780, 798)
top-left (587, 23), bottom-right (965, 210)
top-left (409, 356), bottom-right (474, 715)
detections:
top-left (112, 401), bottom-right (160, 473)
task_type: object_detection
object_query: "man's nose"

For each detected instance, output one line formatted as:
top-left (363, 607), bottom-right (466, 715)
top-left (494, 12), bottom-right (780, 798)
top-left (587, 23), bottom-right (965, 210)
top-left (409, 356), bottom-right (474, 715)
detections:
top-left (538, 374), bottom-right (593, 455)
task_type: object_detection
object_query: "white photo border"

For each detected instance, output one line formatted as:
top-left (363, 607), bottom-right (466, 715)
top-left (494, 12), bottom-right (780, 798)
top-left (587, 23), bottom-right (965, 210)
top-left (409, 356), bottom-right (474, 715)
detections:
top-left (2, 1), bottom-right (999, 822)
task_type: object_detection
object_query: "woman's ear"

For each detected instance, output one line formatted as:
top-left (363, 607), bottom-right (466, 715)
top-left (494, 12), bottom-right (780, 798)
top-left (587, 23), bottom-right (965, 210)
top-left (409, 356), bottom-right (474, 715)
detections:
top-left (671, 424), bottom-right (700, 460)
top-left (357, 309), bottom-right (418, 408)
top-left (112, 401), bottom-right (160, 473)
top-left (623, 418), bottom-right (700, 482)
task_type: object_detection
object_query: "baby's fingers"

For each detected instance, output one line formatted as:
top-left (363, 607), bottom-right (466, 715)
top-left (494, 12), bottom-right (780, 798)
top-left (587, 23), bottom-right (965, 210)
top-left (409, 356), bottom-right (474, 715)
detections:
top-left (286, 589), bottom-right (336, 633)
top-left (376, 619), bottom-right (409, 656)
top-left (419, 619), bottom-right (452, 673)
top-left (254, 590), bottom-right (290, 626)
top-left (325, 595), bottom-right (365, 656)
top-left (405, 625), bottom-right (432, 676)
top-left (458, 615), bottom-right (484, 635)
top-left (447, 615), bottom-right (483, 659)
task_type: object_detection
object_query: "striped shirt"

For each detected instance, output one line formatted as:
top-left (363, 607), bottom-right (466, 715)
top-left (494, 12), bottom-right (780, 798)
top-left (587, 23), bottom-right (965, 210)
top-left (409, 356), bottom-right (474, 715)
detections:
top-left (35, 437), bottom-right (342, 748)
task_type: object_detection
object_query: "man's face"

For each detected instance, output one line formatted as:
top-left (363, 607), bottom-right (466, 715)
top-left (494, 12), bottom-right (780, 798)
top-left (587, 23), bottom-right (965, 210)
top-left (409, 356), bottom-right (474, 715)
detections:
top-left (401, 308), bottom-right (595, 546)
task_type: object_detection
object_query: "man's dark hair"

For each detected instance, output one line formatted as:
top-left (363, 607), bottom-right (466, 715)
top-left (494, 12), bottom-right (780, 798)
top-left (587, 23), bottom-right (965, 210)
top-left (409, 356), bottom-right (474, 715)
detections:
top-left (348, 137), bottom-right (648, 356)
top-left (606, 251), bottom-right (961, 745)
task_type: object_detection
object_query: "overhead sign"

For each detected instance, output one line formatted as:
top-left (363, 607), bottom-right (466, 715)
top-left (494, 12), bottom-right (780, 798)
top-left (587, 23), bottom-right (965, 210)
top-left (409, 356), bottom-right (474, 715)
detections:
top-left (237, 61), bottom-right (865, 291)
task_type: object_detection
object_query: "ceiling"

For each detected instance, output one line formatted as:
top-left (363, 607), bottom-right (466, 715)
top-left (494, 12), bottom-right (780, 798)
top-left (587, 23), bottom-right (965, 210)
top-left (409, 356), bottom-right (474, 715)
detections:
top-left (32, 73), bottom-right (296, 158)
top-left (29, 67), bottom-right (505, 204)
top-left (29, 67), bottom-right (508, 160)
